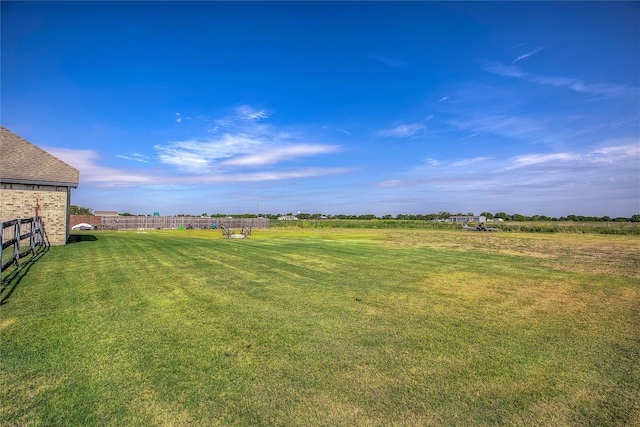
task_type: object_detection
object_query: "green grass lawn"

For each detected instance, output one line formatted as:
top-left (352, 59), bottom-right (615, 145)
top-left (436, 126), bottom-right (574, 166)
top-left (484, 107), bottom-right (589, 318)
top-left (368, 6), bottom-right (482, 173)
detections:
top-left (1, 229), bottom-right (639, 426)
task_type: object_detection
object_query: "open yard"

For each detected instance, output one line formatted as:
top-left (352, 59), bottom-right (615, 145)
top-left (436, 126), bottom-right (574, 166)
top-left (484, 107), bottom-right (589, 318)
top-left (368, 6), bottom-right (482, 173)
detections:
top-left (1, 228), bottom-right (639, 426)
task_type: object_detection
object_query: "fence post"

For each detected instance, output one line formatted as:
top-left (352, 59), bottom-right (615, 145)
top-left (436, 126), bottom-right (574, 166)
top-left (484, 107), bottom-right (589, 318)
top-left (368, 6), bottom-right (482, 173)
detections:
top-left (30, 219), bottom-right (36, 255)
top-left (0, 221), bottom-right (3, 272)
top-left (14, 221), bottom-right (21, 268)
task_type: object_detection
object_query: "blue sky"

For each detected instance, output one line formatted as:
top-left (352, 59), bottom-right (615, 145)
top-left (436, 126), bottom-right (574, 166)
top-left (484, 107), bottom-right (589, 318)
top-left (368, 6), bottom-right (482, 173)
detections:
top-left (2, 1), bottom-right (638, 217)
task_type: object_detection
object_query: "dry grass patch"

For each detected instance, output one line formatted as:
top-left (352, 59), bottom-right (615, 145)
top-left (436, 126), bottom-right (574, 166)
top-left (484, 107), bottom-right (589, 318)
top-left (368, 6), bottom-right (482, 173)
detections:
top-left (375, 229), bottom-right (640, 279)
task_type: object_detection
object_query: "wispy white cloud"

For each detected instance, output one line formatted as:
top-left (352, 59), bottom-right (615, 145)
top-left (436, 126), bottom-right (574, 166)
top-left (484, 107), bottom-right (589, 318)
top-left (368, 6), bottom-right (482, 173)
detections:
top-left (372, 139), bottom-right (639, 216)
top-left (422, 158), bottom-right (441, 166)
top-left (208, 105), bottom-right (274, 136)
top-left (505, 152), bottom-right (578, 170)
top-left (47, 148), bottom-right (159, 186)
top-left (449, 115), bottom-right (543, 140)
top-left (460, 133), bottom-right (480, 140)
top-left (175, 167), bottom-right (350, 184)
top-left (374, 123), bottom-right (425, 138)
top-left (322, 126), bottom-right (352, 136)
top-left (438, 96), bottom-right (449, 102)
top-left (505, 141), bottom-right (639, 170)
top-left (175, 113), bottom-right (182, 123)
top-left (221, 144), bottom-right (341, 167)
top-left (47, 146), bottom-right (350, 188)
top-left (49, 106), bottom-right (349, 188)
top-left (155, 134), bottom-right (268, 173)
top-left (591, 143), bottom-right (640, 161)
top-left (451, 156), bottom-right (490, 167)
top-left (235, 105), bottom-right (272, 121)
top-left (155, 106), bottom-right (336, 174)
top-left (116, 153), bottom-right (150, 163)
top-left (512, 47), bottom-right (544, 64)
top-left (485, 62), bottom-right (639, 98)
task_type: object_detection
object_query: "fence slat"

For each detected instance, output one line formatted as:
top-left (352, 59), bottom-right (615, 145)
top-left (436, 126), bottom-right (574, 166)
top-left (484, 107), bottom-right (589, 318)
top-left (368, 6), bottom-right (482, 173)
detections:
top-left (91, 216), bottom-right (268, 231)
top-left (0, 216), bottom-right (49, 274)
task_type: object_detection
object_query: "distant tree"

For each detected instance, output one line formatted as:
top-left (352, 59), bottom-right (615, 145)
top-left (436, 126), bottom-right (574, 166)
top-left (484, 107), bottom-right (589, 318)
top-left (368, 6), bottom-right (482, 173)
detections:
top-left (358, 214), bottom-right (376, 220)
top-left (70, 205), bottom-right (93, 215)
top-left (336, 214), bottom-right (357, 219)
top-left (480, 212), bottom-right (494, 219)
top-left (494, 212), bottom-right (510, 221)
top-left (120, 212), bottom-right (134, 216)
top-left (437, 211), bottom-right (452, 220)
top-left (631, 214), bottom-right (640, 223)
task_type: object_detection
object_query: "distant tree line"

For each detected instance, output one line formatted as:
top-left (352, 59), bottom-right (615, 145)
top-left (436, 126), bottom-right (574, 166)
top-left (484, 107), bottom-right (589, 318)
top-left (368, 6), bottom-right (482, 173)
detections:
top-left (260, 212), bottom-right (640, 222)
top-left (69, 205), bottom-right (93, 215)
top-left (70, 205), bottom-right (640, 222)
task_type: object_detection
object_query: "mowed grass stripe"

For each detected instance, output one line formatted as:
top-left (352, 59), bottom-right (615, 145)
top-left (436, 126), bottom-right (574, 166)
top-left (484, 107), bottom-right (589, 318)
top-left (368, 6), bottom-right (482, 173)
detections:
top-left (1, 229), bottom-right (638, 426)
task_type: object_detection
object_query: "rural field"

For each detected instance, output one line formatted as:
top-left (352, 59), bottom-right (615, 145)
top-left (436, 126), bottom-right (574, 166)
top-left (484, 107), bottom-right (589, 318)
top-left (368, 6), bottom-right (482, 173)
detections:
top-left (1, 228), bottom-right (639, 426)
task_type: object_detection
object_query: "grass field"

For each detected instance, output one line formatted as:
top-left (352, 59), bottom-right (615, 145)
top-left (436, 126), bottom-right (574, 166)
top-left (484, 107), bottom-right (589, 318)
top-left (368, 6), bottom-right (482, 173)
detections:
top-left (1, 228), bottom-right (639, 426)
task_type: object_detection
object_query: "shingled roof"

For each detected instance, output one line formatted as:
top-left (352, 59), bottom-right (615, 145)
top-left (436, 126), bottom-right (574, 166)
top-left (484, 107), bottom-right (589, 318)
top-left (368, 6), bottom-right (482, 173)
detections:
top-left (0, 127), bottom-right (79, 187)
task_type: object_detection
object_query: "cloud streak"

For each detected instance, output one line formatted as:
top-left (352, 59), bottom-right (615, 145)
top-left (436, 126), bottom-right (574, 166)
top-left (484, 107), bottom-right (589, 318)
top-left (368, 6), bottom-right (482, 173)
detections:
top-left (485, 62), bottom-right (639, 98)
top-left (116, 153), bottom-right (150, 163)
top-left (449, 115), bottom-right (544, 140)
top-left (512, 47), bottom-right (544, 63)
top-left (374, 123), bottom-right (425, 138)
top-left (451, 156), bottom-right (490, 167)
top-left (222, 144), bottom-right (341, 166)
top-left (505, 141), bottom-right (639, 170)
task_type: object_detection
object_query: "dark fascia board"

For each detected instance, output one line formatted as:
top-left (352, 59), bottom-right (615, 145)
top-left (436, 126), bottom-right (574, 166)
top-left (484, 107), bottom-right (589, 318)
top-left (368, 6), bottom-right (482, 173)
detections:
top-left (0, 178), bottom-right (78, 188)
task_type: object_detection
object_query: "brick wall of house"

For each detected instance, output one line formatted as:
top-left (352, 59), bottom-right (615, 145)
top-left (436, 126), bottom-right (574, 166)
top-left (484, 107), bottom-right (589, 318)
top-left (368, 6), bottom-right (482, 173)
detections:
top-left (0, 185), bottom-right (70, 245)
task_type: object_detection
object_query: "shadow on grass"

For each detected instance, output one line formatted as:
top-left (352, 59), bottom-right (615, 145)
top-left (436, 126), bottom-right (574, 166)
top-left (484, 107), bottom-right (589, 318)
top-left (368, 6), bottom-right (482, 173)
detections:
top-left (0, 246), bottom-right (49, 305)
top-left (67, 234), bottom-right (98, 244)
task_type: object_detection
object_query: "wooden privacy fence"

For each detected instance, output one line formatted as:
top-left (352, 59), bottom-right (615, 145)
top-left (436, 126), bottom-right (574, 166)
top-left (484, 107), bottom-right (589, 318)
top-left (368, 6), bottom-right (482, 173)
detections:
top-left (71, 215), bottom-right (268, 231)
top-left (1, 216), bottom-right (50, 274)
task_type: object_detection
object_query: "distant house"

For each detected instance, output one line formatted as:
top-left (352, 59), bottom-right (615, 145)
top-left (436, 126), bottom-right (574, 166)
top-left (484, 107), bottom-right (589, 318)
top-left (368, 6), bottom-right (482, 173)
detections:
top-left (278, 215), bottom-right (299, 221)
top-left (447, 215), bottom-right (487, 224)
top-left (0, 127), bottom-right (80, 245)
